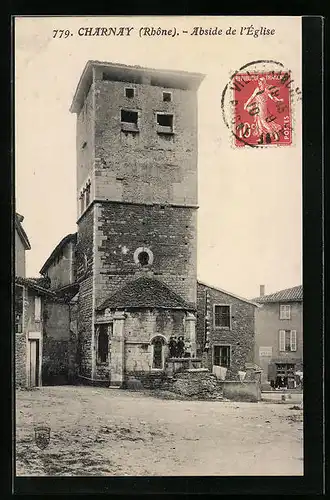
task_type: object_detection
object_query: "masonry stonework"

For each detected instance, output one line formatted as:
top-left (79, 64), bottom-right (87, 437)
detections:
top-left (94, 203), bottom-right (197, 307)
top-left (197, 282), bottom-right (256, 379)
top-left (70, 61), bottom-right (204, 384)
top-left (76, 206), bottom-right (95, 379)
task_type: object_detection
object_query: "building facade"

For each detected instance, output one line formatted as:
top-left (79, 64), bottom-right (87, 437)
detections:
top-left (197, 281), bottom-right (257, 379)
top-left (15, 214), bottom-right (75, 388)
top-left (253, 285), bottom-right (303, 388)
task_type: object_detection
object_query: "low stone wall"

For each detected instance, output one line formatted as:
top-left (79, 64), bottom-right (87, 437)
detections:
top-left (220, 380), bottom-right (261, 402)
top-left (165, 357), bottom-right (202, 377)
top-left (124, 370), bottom-right (170, 389)
top-left (169, 370), bottom-right (223, 399)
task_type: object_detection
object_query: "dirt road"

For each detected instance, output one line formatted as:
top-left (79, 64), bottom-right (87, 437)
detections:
top-left (15, 386), bottom-right (303, 476)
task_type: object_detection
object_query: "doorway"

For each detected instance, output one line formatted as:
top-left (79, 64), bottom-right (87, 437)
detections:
top-left (28, 339), bottom-right (40, 387)
top-left (274, 363), bottom-right (295, 389)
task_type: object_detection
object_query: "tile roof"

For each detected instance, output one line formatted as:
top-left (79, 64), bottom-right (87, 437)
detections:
top-left (26, 276), bottom-right (51, 288)
top-left (197, 280), bottom-right (259, 307)
top-left (15, 276), bottom-right (56, 297)
top-left (253, 285), bottom-right (303, 303)
top-left (96, 277), bottom-right (194, 311)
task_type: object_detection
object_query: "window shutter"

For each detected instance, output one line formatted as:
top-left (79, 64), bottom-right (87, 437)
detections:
top-left (290, 330), bottom-right (297, 351)
top-left (35, 296), bottom-right (41, 322)
top-left (279, 330), bottom-right (285, 351)
top-left (268, 363), bottom-right (277, 381)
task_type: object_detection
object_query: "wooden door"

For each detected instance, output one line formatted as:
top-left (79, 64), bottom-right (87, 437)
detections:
top-left (29, 339), bottom-right (40, 387)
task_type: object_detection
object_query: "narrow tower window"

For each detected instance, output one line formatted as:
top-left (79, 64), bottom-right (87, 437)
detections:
top-left (125, 88), bottom-right (135, 98)
top-left (121, 109), bottom-right (139, 132)
top-left (85, 182), bottom-right (91, 207)
top-left (156, 113), bottom-right (173, 134)
top-left (163, 91), bottom-right (172, 102)
top-left (80, 193), bottom-right (85, 214)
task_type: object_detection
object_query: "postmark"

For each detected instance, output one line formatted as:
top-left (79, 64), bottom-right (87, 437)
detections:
top-left (221, 60), bottom-right (301, 148)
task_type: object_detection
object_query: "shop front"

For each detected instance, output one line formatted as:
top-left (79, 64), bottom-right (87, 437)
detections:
top-left (268, 359), bottom-right (303, 390)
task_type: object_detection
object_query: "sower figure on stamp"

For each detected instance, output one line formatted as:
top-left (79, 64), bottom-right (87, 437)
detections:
top-left (168, 336), bottom-right (177, 358)
top-left (177, 336), bottom-right (185, 358)
top-left (244, 76), bottom-right (283, 144)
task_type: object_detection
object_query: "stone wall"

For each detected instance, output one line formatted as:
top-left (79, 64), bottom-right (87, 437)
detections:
top-left (44, 241), bottom-right (75, 290)
top-left (197, 283), bottom-right (256, 379)
top-left (76, 83), bottom-right (94, 194)
top-left (15, 285), bottom-right (44, 387)
top-left (93, 80), bottom-right (198, 207)
top-left (76, 206), bottom-right (95, 378)
top-left (15, 284), bottom-right (26, 386)
top-left (42, 300), bottom-right (74, 385)
top-left (93, 309), bottom-right (188, 383)
top-left (221, 381), bottom-right (261, 402)
top-left (94, 202), bottom-right (197, 307)
top-left (169, 370), bottom-right (223, 399)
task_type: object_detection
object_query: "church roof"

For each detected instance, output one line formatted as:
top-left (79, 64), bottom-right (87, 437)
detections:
top-left (96, 276), bottom-right (194, 311)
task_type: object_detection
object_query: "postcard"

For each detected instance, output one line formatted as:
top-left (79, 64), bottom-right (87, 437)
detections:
top-left (14, 15), bottom-right (305, 483)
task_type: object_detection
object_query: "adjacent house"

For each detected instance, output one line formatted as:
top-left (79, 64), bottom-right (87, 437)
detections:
top-left (253, 285), bottom-right (303, 389)
top-left (15, 276), bottom-right (56, 387)
top-left (197, 281), bottom-right (258, 380)
top-left (15, 214), bottom-right (76, 388)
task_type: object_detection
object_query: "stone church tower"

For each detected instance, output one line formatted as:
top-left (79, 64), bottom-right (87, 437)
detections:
top-left (70, 60), bottom-right (204, 386)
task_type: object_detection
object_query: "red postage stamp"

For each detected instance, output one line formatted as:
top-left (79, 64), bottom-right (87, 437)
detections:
top-left (232, 72), bottom-right (292, 147)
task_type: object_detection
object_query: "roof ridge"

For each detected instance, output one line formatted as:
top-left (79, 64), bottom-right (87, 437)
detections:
top-left (197, 279), bottom-right (259, 307)
top-left (253, 285), bottom-right (303, 302)
top-left (96, 275), bottom-right (193, 311)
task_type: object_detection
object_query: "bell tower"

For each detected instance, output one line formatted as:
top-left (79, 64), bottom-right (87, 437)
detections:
top-left (70, 60), bottom-right (204, 380)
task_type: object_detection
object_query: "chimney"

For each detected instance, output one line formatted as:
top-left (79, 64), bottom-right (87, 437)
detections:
top-left (260, 285), bottom-right (265, 297)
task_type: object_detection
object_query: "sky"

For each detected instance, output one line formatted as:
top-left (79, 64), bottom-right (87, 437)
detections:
top-left (15, 16), bottom-right (302, 299)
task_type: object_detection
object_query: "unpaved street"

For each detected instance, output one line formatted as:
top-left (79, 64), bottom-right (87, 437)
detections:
top-left (16, 386), bottom-right (303, 476)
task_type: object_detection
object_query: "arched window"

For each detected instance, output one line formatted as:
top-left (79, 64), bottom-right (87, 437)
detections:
top-left (151, 336), bottom-right (166, 370)
top-left (97, 324), bottom-right (111, 364)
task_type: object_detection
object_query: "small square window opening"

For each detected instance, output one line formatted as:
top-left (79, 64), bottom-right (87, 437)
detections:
top-left (125, 88), bottom-right (135, 98)
top-left (156, 113), bottom-right (174, 134)
top-left (163, 92), bottom-right (172, 102)
top-left (121, 110), bottom-right (138, 124)
top-left (121, 110), bottom-right (139, 132)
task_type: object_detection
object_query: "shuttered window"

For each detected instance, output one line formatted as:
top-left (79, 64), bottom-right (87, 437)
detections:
top-left (35, 296), bottom-right (41, 322)
top-left (290, 330), bottom-right (297, 351)
top-left (279, 329), bottom-right (297, 352)
top-left (280, 304), bottom-right (291, 319)
top-left (279, 330), bottom-right (286, 351)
